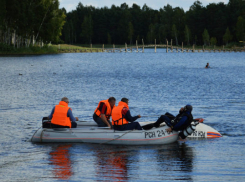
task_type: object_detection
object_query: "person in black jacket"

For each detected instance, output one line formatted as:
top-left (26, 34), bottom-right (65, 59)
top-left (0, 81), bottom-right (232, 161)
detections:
top-left (142, 105), bottom-right (194, 139)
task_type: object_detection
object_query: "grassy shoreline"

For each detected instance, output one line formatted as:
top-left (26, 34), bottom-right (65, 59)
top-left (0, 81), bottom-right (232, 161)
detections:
top-left (1, 43), bottom-right (244, 55)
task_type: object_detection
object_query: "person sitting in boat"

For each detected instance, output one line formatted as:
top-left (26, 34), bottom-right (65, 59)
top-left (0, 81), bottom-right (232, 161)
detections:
top-left (111, 98), bottom-right (142, 131)
top-left (48, 97), bottom-right (78, 128)
top-left (93, 97), bottom-right (116, 128)
top-left (205, 62), bottom-right (210, 68)
top-left (142, 105), bottom-right (193, 139)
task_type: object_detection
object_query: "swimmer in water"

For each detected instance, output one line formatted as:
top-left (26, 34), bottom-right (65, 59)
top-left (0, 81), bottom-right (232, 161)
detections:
top-left (205, 63), bottom-right (210, 68)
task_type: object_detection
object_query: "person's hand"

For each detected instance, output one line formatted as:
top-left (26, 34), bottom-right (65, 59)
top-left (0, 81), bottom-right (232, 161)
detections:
top-left (75, 117), bottom-right (79, 121)
top-left (138, 115), bottom-right (141, 118)
top-left (166, 127), bottom-right (172, 133)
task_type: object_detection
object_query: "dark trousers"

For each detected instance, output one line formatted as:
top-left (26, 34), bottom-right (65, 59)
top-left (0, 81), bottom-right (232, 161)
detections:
top-left (93, 113), bottom-right (112, 127)
top-left (114, 122), bottom-right (142, 131)
top-left (154, 115), bottom-right (172, 128)
top-left (50, 122), bottom-right (77, 128)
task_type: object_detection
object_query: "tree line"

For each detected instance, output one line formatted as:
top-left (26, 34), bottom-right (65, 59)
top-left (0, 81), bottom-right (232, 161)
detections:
top-left (0, 0), bottom-right (245, 48)
top-left (61, 0), bottom-right (245, 46)
top-left (0, 0), bottom-right (65, 48)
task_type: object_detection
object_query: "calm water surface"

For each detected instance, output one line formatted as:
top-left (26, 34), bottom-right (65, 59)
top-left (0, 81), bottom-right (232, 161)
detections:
top-left (0, 49), bottom-right (245, 181)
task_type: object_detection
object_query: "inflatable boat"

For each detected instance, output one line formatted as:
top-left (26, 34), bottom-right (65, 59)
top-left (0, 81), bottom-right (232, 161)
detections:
top-left (30, 122), bottom-right (179, 145)
top-left (30, 119), bottom-right (222, 144)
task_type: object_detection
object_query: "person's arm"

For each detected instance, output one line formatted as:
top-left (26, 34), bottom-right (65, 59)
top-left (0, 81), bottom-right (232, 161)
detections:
top-left (99, 103), bottom-right (111, 128)
top-left (48, 107), bottom-right (55, 120)
top-left (172, 116), bottom-right (188, 131)
top-left (123, 108), bottom-right (140, 123)
top-left (67, 109), bottom-right (78, 122)
top-left (101, 114), bottom-right (111, 128)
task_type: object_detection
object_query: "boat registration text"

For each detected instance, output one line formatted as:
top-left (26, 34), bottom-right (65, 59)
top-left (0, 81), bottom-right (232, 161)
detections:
top-left (145, 130), bottom-right (170, 138)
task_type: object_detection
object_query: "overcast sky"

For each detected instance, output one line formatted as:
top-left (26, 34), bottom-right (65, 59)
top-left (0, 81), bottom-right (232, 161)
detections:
top-left (59, 0), bottom-right (229, 12)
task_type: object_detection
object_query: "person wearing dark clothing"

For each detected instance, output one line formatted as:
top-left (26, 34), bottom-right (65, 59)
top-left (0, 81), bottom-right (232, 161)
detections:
top-left (93, 97), bottom-right (116, 128)
top-left (111, 98), bottom-right (142, 131)
top-left (142, 105), bottom-right (194, 139)
top-left (205, 63), bottom-right (210, 68)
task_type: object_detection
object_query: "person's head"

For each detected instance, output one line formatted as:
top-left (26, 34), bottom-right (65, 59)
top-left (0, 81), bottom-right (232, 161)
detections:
top-left (61, 97), bottom-right (69, 104)
top-left (108, 97), bottom-right (116, 108)
top-left (184, 104), bottom-right (192, 112)
top-left (121, 97), bottom-right (129, 104)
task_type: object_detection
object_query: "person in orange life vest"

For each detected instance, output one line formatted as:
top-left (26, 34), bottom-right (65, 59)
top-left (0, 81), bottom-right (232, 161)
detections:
top-left (93, 97), bottom-right (116, 128)
top-left (48, 97), bottom-right (78, 128)
top-left (112, 98), bottom-right (142, 131)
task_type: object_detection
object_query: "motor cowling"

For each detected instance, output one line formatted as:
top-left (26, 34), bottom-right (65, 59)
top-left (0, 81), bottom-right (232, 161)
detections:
top-left (179, 121), bottom-right (199, 139)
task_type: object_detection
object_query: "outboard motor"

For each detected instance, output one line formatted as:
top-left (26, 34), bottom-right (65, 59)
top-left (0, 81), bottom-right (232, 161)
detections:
top-left (179, 121), bottom-right (199, 139)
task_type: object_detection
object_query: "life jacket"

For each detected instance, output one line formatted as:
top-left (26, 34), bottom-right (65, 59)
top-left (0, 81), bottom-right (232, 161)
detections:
top-left (51, 101), bottom-right (72, 128)
top-left (111, 101), bottom-right (129, 126)
top-left (94, 99), bottom-right (113, 120)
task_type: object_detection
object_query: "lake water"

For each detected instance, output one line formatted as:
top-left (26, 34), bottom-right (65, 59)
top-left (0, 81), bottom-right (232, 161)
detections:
top-left (0, 49), bottom-right (245, 181)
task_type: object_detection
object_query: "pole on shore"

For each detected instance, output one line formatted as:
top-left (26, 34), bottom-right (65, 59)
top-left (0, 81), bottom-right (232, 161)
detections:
top-left (113, 44), bottom-right (115, 53)
top-left (90, 44), bottom-right (92, 52)
top-left (142, 39), bottom-right (144, 53)
top-left (155, 39), bottom-right (156, 53)
top-left (102, 44), bottom-right (104, 52)
top-left (192, 44), bottom-right (195, 52)
top-left (171, 39), bottom-right (173, 52)
top-left (166, 40), bottom-right (168, 53)
top-left (136, 40), bottom-right (138, 52)
top-left (125, 43), bottom-right (127, 52)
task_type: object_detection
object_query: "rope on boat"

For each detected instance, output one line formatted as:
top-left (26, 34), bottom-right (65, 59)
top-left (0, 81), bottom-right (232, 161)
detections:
top-left (141, 115), bottom-right (159, 118)
top-left (100, 130), bottom-right (134, 145)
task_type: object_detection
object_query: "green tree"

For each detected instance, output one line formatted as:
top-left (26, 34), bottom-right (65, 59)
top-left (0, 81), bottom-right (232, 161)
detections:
top-left (236, 16), bottom-right (245, 42)
top-left (81, 15), bottom-right (93, 44)
top-left (147, 23), bottom-right (155, 44)
top-left (128, 22), bottom-right (134, 44)
top-left (184, 25), bottom-right (191, 45)
top-left (210, 37), bottom-right (217, 45)
top-left (171, 24), bottom-right (178, 45)
top-left (223, 27), bottom-right (233, 45)
top-left (107, 33), bottom-right (111, 44)
top-left (202, 28), bottom-right (210, 45)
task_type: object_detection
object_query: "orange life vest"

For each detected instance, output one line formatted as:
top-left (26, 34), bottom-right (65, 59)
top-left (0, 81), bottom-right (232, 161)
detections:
top-left (51, 101), bottom-right (72, 128)
top-left (94, 99), bottom-right (113, 120)
top-left (111, 101), bottom-right (129, 125)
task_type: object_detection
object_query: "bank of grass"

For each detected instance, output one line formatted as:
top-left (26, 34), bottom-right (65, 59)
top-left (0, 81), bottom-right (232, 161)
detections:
top-left (1, 43), bottom-right (244, 55)
top-left (54, 44), bottom-right (126, 53)
top-left (0, 43), bottom-right (59, 55)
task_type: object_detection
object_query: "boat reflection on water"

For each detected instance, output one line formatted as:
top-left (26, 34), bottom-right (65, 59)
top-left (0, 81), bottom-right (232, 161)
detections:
top-left (49, 144), bottom-right (73, 180)
top-left (94, 142), bottom-right (194, 181)
top-left (152, 142), bottom-right (194, 180)
top-left (94, 145), bottom-right (134, 181)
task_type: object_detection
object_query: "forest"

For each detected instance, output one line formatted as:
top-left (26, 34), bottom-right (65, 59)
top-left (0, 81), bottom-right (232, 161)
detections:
top-left (61, 0), bottom-right (245, 46)
top-left (0, 0), bottom-right (65, 49)
top-left (0, 0), bottom-right (245, 49)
